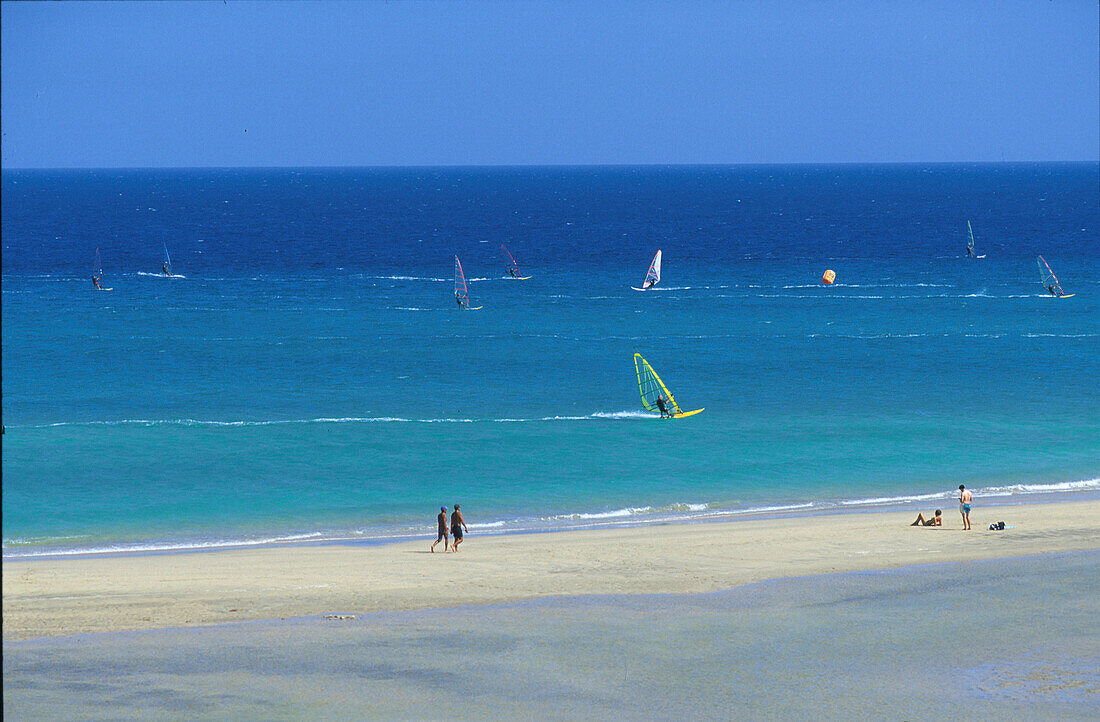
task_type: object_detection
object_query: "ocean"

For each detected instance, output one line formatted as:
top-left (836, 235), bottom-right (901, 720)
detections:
top-left (2, 164), bottom-right (1098, 557)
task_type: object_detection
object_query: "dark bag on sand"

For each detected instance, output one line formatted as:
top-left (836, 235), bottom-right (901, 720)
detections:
top-left (988, 521), bottom-right (1006, 531)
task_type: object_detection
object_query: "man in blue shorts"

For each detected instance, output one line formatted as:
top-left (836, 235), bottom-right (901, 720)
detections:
top-left (958, 485), bottom-right (972, 530)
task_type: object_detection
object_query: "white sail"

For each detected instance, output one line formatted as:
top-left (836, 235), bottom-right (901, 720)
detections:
top-left (642, 249), bottom-right (662, 289)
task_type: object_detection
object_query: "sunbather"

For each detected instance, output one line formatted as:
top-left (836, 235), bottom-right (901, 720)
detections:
top-left (910, 509), bottom-right (942, 527)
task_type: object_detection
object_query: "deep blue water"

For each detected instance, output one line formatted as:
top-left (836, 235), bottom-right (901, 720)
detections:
top-left (3, 164), bottom-right (1098, 556)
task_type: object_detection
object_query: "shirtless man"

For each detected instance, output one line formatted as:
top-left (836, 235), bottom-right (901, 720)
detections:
top-left (450, 505), bottom-right (468, 552)
top-left (958, 485), bottom-right (973, 530)
top-left (430, 506), bottom-right (449, 552)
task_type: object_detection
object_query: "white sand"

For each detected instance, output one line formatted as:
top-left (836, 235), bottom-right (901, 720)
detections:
top-left (4, 499), bottom-right (1099, 641)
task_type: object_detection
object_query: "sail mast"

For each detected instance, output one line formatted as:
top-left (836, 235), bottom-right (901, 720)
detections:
top-left (454, 255), bottom-right (470, 308)
top-left (501, 244), bottom-right (520, 276)
top-left (633, 353), bottom-right (682, 415)
top-left (1037, 255), bottom-right (1064, 296)
top-left (642, 250), bottom-right (662, 288)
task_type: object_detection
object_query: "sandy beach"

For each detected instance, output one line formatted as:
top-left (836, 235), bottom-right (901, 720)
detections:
top-left (5, 498), bottom-right (1099, 641)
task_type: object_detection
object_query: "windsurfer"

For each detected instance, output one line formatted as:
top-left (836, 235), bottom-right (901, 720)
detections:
top-left (455, 291), bottom-right (465, 308)
top-left (655, 394), bottom-right (670, 418)
top-left (162, 262), bottom-right (171, 276)
top-left (509, 267), bottom-right (519, 278)
top-left (967, 246), bottom-right (975, 259)
top-left (92, 275), bottom-right (102, 290)
top-left (1046, 284), bottom-right (1060, 297)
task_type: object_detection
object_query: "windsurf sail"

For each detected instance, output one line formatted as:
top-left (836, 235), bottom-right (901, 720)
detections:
top-left (1037, 255), bottom-right (1065, 296)
top-left (641, 250), bottom-right (662, 289)
top-left (501, 244), bottom-right (522, 277)
top-left (94, 248), bottom-right (104, 278)
top-left (454, 255), bottom-right (470, 308)
top-left (162, 241), bottom-right (173, 275)
top-left (634, 352), bottom-right (684, 416)
top-left (966, 221), bottom-right (976, 256)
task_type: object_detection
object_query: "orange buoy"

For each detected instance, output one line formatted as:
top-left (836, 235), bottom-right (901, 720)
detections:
top-left (822, 269), bottom-right (836, 285)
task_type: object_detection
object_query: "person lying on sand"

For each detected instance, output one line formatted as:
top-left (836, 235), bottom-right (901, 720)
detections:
top-left (910, 510), bottom-right (942, 527)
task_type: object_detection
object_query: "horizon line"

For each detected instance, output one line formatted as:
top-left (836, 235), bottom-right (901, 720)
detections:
top-left (4, 160), bottom-right (1099, 172)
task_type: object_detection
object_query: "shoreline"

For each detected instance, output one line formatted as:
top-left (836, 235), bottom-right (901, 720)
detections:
top-left (5, 482), bottom-right (1099, 562)
top-left (5, 497), bottom-right (1099, 642)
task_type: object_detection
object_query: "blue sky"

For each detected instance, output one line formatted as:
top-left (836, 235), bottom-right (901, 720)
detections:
top-left (2, 1), bottom-right (1097, 167)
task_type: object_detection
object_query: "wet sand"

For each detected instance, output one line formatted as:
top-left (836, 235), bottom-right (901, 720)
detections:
top-left (6, 551), bottom-right (1098, 719)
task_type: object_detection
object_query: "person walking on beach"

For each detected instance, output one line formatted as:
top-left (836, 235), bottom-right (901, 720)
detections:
top-left (450, 505), bottom-right (469, 552)
top-left (958, 485), bottom-right (973, 530)
top-left (431, 506), bottom-right (450, 552)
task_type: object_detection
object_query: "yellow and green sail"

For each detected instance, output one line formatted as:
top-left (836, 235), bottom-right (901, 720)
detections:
top-left (633, 352), bottom-right (684, 415)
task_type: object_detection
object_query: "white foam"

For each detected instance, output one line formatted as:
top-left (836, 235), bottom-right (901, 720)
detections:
top-left (590, 410), bottom-right (657, 419)
top-left (25, 411), bottom-right (663, 429)
top-left (136, 271), bottom-right (187, 278)
top-left (839, 478), bottom-right (1100, 507)
top-left (841, 491), bottom-right (948, 506)
top-left (553, 506), bottom-right (655, 521)
top-left (704, 502), bottom-right (815, 516)
top-left (371, 275), bottom-right (448, 282)
top-left (3, 531), bottom-right (329, 559)
top-left (981, 478), bottom-right (1100, 496)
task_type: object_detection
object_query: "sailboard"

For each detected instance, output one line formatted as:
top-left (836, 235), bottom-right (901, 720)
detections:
top-left (92, 248), bottom-right (113, 291)
top-left (501, 244), bottom-right (532, 280)
top-left (633, 352), bottom-right (704, 419)
top-left (1037, 255), bottom-right (1074, 298)
top-left (631, 250), bottom-right (662, 291)
top-left (454, 255), bottom-right (482, 310)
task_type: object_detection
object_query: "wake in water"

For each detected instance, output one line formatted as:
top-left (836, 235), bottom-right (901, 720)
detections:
top-left (368, 275), bottom-right (449, 282)
top-left (19, 411), bottom-right (661, 429)
top-left (136, 271), bottom-right (187, 279)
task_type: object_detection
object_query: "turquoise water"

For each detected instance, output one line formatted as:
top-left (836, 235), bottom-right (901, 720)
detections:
top-left (5, 553), bottom-right (1098, 718)
top-left (2, 165), bottom-right (1098, 556)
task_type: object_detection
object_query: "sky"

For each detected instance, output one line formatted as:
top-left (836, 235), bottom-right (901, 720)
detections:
top-left (2, 1), bottom-right (1097, 168)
